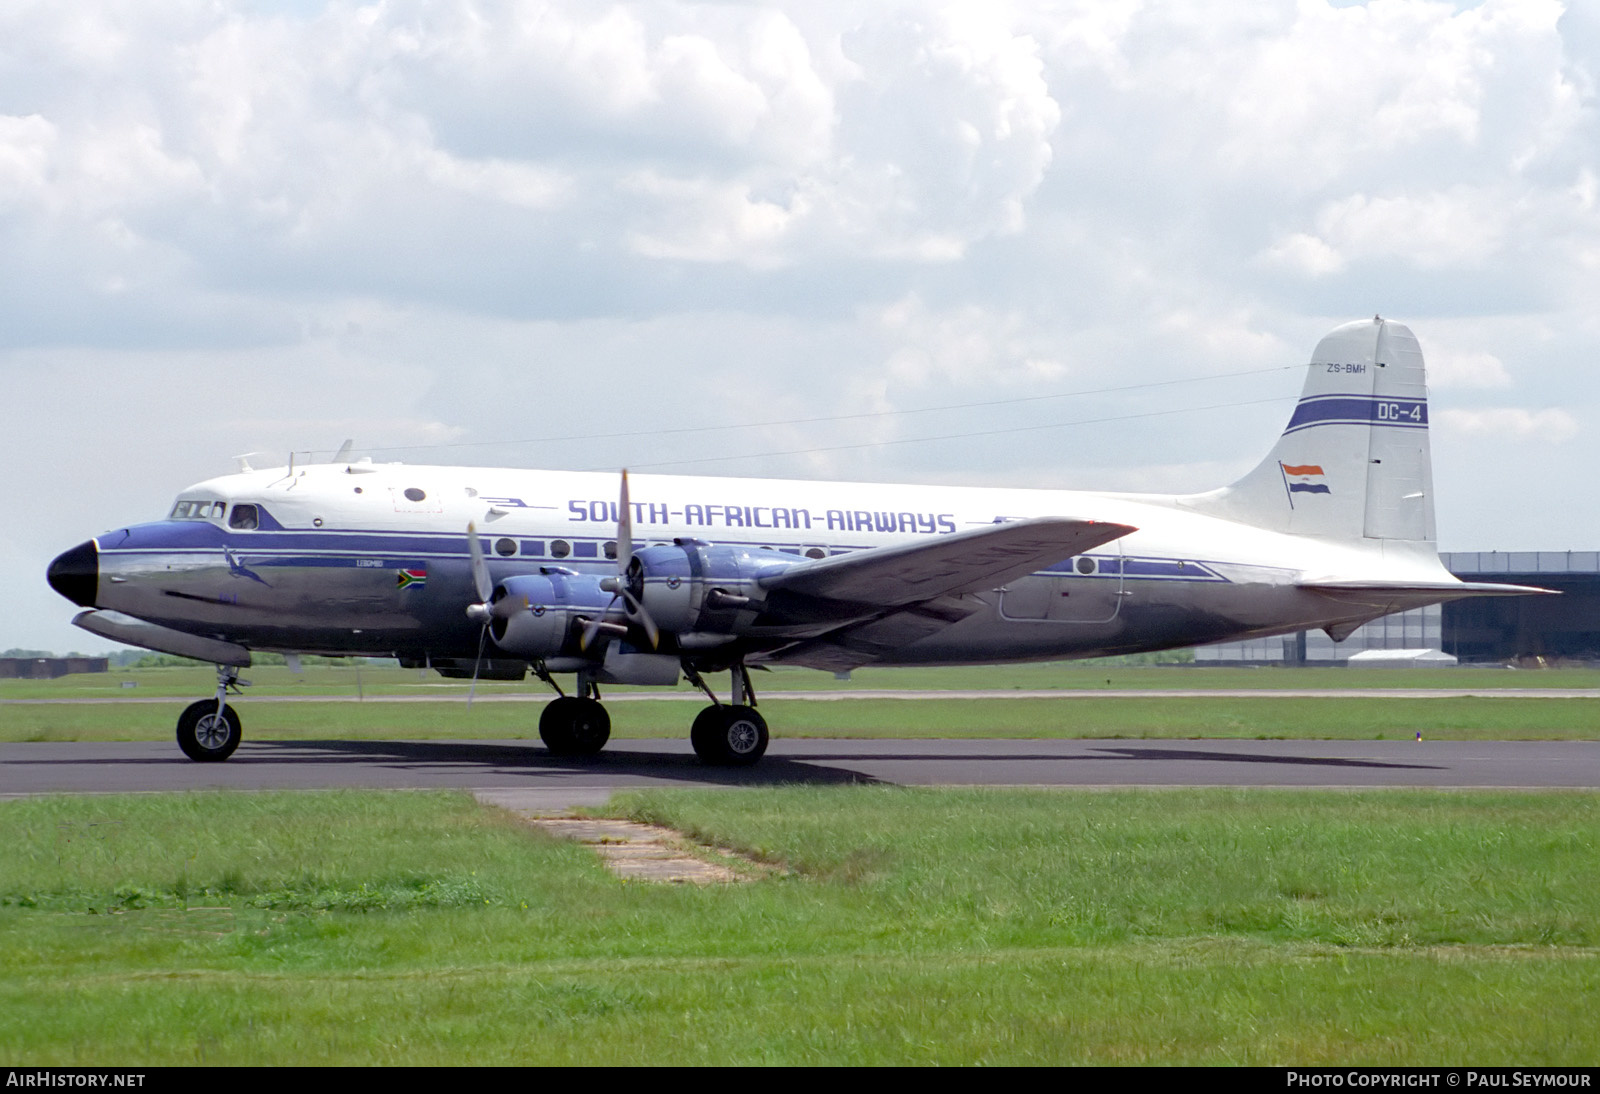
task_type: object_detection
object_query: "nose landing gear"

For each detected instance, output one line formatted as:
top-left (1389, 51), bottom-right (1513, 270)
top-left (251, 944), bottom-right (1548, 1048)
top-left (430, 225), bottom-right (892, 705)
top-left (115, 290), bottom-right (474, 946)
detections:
top-left (176, 665), bottom-right (248, 762)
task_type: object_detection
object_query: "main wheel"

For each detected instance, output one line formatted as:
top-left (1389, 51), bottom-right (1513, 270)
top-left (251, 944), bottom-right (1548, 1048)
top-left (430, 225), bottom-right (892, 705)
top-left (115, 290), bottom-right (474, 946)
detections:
top-left (176, 700), bottom-right (241, 762)
top-left (539, 696), bottom-right (611, 756)
top-left (690, 704), bottom-right (768, 767)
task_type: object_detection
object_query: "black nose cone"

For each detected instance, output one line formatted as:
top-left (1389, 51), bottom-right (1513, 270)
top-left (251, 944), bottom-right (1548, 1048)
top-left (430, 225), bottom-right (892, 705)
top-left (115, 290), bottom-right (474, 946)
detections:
top-left (47, 540), bottom-right (98, 607)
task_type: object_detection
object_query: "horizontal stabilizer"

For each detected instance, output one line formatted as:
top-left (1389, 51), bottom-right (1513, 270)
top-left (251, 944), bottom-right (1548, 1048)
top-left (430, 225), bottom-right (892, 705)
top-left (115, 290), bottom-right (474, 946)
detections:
top-left (763, 516), bottom-right (1136, 607)
top-left (1298, 579), bottom-right (1555, 615)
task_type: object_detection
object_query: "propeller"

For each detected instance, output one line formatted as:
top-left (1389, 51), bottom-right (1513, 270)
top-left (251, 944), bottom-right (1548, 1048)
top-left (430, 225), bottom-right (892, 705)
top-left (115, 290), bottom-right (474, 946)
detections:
top-left (580, 470), bottom-right (661, 651)
top-left (462, 520), bottom-right (526, 707)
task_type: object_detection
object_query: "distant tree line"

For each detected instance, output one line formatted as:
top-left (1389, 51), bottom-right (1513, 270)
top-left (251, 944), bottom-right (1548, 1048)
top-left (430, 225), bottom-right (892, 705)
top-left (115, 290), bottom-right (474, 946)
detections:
top-left (2, 648), bottom-right (392, 669)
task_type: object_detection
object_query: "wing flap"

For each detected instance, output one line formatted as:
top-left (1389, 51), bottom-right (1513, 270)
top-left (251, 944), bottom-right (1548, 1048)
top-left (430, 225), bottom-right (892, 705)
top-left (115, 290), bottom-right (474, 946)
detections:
top-left (761, 596), bottom-right (983, 671)
top-left (762, 517), bottom-right (1137, 607)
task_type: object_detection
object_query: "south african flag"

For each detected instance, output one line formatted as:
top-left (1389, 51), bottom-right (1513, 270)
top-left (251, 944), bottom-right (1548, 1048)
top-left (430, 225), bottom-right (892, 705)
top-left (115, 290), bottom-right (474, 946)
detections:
top-left (397, 568), bottom-right (427, 590)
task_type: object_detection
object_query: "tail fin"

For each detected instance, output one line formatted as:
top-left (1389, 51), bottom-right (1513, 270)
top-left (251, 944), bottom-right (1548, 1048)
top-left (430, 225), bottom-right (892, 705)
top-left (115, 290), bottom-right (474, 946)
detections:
top-left (1182, 316), bottom-right (1434, 542)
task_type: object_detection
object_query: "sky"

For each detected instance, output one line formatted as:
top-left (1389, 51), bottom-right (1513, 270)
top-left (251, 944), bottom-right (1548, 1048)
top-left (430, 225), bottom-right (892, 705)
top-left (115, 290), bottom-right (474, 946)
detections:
top-left (3, 0), bottom-right (1598, 653)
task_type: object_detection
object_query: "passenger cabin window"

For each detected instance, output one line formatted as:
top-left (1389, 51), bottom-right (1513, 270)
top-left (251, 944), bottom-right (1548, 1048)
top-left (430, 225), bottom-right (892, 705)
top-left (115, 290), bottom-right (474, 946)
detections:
top-left (228, 504), bottom-right (260, 530)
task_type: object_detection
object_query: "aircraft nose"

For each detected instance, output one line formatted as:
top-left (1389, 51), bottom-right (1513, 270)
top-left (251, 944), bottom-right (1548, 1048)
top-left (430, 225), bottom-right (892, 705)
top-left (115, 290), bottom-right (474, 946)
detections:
top-left (47, 540), bottom-right (99, 607)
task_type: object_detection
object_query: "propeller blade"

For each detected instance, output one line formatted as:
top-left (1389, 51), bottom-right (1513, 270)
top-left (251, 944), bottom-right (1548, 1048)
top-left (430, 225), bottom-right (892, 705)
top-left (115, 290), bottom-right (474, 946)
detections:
top-left (467, 624), bottom-right (488, 710)
top-left (622, 590), bottom-right (660, 649)
top-left (579, 594), bottom-right (623, 651)
top-left (467, 521), bottom-right (492, 605)
top-left (617, 469), bottom-right (634, 571)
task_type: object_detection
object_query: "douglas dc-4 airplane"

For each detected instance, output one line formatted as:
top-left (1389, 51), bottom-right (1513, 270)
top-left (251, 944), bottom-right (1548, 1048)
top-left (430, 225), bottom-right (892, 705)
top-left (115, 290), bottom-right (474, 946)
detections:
top-left (48, 317), bottom-right (1542, 766)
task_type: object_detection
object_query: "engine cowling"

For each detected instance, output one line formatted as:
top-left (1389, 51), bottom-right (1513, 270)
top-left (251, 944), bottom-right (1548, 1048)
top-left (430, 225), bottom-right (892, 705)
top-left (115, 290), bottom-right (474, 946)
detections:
top-left (630, 540), bottom-right (804, 634)
top-left (488, 572), bottom-right (612, 658)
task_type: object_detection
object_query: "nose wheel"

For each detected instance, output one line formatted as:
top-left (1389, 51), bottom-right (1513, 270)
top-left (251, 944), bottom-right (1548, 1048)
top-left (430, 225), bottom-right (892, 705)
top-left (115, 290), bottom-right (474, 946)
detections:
top-left (176, 665), bottom-right (248, 762)
top-left (176, 699), bottom-right (241, 762)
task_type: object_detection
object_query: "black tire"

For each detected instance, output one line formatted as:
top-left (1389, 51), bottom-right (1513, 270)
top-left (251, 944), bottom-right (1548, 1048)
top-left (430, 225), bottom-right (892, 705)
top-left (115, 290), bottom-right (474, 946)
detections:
top-left (690, 704), bottom-right (768, 766)
top-left (176, 700), bottom-right (241, 762)
top-left (539, 696), bottom-right (611, 756)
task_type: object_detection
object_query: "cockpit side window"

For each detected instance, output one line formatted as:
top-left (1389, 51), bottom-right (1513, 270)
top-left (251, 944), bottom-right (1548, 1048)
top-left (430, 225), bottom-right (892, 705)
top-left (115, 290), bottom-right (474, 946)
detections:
top-left (228, 504), bottom-right (260, 530)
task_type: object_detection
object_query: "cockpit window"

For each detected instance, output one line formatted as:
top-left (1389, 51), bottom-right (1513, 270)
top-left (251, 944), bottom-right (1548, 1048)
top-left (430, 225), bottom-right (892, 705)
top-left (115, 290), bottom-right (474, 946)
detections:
top-left (169, 499), bottom-right (224, 521)
top-left (228, 504), bottom-right (260, 530)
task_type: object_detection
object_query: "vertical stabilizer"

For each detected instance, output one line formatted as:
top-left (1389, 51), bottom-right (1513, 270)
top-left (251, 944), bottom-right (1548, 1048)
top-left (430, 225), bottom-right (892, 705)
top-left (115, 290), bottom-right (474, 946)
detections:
top-left (1182, 317), bottom-right (1435, 543)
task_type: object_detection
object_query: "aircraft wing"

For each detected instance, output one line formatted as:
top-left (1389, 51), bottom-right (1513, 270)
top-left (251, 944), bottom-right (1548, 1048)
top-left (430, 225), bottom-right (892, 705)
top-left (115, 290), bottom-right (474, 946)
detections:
top-left (760, 516), bottom-right (1136, 607)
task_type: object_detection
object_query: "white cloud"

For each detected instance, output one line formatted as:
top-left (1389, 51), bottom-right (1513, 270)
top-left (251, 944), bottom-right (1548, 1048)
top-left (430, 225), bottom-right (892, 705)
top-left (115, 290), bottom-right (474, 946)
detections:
top-left (1426, 348), bottom-right (1513, 389)
top-left (621, 172), bottom-right (806, 267)
top-left (1436, 406), bottom-right (1579, 442)
top-left (1259, 233), bottom-right (1345, 277)
top-left (873, 293), bottom-right (1067, 389)
top-left (1313, 189), bottom-right (1510, 270)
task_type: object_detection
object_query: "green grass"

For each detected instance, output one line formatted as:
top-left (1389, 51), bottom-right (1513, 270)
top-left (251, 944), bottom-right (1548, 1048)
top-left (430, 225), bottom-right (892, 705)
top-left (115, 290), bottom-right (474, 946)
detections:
top-left (2, 788), bottom-right (1596, 1064)
top-left (6, 660), bottom-right (1600, 702)
top-left (5, 660), bottom-right (1600, 744)
top-left (3, 693), bottom-right (1597, 742)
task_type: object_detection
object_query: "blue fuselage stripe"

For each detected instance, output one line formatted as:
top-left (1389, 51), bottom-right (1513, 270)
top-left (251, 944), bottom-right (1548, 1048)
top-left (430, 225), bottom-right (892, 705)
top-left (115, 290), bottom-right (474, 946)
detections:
top-left (99, 526), bottom-right (1239, 584)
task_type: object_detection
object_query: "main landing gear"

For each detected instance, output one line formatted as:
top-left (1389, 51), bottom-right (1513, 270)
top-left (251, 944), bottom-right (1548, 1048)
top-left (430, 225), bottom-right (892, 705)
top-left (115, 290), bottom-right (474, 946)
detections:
top-left (532, 660), bottom-right (769, 766)
top-left (176, 665), bottom-right (247, 762)
top-left (539, 693), bottom-right (612, 756)
top-left (683, 663), bottom-right (768, 767)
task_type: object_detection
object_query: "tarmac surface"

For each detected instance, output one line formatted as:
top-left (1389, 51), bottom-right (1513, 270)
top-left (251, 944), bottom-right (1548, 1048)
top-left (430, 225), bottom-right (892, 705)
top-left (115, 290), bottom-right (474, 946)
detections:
top-left (4, 738), bottom-right (1597, 810)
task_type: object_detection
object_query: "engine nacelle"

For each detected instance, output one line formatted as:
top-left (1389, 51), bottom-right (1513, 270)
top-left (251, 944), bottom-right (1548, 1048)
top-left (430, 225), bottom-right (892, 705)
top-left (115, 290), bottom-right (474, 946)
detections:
top-left (631, 540), bottom-right (804, 634)
top-left (488, 572), bottom-right (611, 658)
top-left (489, 542), bottom-right (809, 660)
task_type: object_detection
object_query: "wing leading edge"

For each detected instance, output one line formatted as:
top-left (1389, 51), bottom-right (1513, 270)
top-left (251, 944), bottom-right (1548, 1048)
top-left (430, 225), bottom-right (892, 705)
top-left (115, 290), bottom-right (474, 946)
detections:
top-left (760, 516), bottom-right (1137, 607)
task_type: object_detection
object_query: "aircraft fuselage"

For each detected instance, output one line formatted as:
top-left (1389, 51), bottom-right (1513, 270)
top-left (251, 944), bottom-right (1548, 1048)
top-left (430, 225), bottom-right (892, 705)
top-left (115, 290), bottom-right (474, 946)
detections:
top-left (56, 463), bottom-right (1451, 668)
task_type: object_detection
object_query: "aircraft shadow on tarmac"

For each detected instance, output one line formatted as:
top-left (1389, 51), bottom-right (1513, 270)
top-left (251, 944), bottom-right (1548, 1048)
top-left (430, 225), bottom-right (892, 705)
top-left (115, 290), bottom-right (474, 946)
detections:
top-left (789, 746), bottom-right (1446, 771)
top-left (1085, 746), bottom-right (1446, 770)
top-left (237, 738), bottom-right (881, 787)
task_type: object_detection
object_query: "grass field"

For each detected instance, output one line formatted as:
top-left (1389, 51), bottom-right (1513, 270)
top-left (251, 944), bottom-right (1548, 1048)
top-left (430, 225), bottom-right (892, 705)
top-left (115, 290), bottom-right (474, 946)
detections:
top-left (2, 787), bottom-right (1595, 1065)
top-left (5, 694), bottom-right (1600, 742)
top-left (8, 660), bottom-right (1600, 700)
top-left (6, 664), bottom-right (1596, 1064)
top-left (5, 662), bottom-right (1600, 743)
